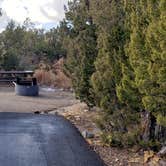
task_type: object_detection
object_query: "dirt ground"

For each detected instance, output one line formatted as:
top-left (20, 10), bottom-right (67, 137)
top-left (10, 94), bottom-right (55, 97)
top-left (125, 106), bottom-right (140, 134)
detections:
top-left (0, 85), bottom-right (78, 113)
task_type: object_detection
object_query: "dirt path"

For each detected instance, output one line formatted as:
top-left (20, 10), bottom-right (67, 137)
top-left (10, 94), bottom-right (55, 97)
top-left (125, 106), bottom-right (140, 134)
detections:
top-left (0, 86), bottom-right (78, 113)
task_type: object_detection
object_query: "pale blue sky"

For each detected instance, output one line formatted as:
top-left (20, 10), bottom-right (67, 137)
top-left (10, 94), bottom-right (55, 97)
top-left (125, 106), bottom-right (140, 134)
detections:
top-left (0, 0), bottom-right (69, 32)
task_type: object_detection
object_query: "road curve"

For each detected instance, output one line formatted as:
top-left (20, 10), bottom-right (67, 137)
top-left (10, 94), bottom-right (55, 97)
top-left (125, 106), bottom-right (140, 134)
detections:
top-left (0, 112), bottom-right (105, 166)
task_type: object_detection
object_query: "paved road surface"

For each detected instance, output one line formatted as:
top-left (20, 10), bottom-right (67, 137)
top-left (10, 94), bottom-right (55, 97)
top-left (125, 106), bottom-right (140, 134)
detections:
top-left (0, 112), bottom-right (104, 166)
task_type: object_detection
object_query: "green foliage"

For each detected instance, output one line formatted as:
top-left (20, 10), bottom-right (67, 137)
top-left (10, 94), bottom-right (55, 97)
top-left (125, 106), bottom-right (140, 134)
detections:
top-left (121, 0), bottom-right (166, 142)
top-left (0, 20), bottom-right (66, 70)
top-left (62, 0), bottom-right (166, 147)
top-left (0, 48), bottom-right (19, 70)
top-left (63, 0), bottom-right (97, 106)
top-left (89, 0), bottom-right (143, 146)
top-left (142, 0), bottom-right (166, 118)
top-left (91, 0), bottom-right (126, 112)
top-left (139, 140), bottom-right (161, 151)
top-left (157, 114), bottom-right (166, 127)
top-left (101, 129), bottom-right (141, 148)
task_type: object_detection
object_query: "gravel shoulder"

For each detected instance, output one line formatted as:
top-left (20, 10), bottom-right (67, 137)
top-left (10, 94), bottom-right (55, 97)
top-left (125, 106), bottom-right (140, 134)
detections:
top-left (0, 86), bottom-right (78, 113)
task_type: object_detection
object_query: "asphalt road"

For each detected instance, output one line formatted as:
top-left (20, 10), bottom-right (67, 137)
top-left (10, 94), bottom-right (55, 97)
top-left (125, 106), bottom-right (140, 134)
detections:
top-left (0, 112), bottom-right (104, 166)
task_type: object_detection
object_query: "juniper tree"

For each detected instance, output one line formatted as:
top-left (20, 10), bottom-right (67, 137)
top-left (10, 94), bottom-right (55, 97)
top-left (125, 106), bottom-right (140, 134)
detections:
top-left (90, 0), bottom-right (141, 146)
top-left (63, 0), bottom-right (97, 106)
top-left (118, 0), bottom-right (166, 144)
top-left (59, 0), bottom-right (166, 147)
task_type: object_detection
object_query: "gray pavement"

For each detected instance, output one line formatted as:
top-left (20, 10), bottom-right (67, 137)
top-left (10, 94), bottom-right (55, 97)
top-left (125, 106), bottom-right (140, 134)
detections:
top-left (0, 112), bottom-right (104, 166)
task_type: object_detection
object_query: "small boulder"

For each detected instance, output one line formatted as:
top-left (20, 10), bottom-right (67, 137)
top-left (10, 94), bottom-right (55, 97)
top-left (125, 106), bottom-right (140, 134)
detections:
top-left (75, 116), bottom-right (81, 121)
top-left (82, 131), bottom-right (94, 139)
top-left (115, 158), bottom-right (119, 162)
top-left (158, 146), bottom-right (166, 157)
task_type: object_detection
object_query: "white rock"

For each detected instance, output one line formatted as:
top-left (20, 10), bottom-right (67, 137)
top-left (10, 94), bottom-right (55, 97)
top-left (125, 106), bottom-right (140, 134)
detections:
top-left (158, 146), bottom-right (166, 157)
top-left (115, 158), bottom-right (119, 162)
top-left (82, 131), bottom-right (94, 139)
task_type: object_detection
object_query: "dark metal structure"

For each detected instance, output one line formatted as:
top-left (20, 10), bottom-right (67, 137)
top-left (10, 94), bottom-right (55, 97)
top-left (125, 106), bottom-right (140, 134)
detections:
top-left (14, 77), bottom-right (39, 96)
top-left (0, 71), bottom-right (39, 96)
top-left (0, 71), bottom-right (34, 82)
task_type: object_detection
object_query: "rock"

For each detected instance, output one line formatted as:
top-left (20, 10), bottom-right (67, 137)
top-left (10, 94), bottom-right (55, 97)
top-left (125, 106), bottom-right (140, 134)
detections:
top-left (158, 146), bottom-right (166, 157)
top-left (34, 111), bottom-right (40, 114)
top-left (115, 158), bottom-right (119, 162)
top-left (82, 131), bottom-right (94, 139)
top-left (84, 109), bottom-right (89, 112)
top-left (48, 110), bottom-right (58, 115)
top-left (144, 151), bottom-right (154, 163)
top-left (90, 106), bottom-right (101, 112)
top-left (60, 88), bottom-right (64, 91)
top-left (138, 149), bottom-right (144, 156)
top-left (75, 116), bottom-right (81, 121)
top-left (70, 88), bottom-right (73, 92)
top-left (63, 103), bottom-right (88, 112)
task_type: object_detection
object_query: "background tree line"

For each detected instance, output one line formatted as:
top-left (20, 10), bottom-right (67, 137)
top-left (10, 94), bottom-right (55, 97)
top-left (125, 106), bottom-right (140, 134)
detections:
top-left (0, 18), bottom-right (65, 70)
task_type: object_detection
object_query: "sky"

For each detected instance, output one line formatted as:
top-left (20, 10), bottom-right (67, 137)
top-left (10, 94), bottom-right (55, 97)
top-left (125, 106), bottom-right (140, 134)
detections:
top-left (0, 0), bottom-right (69, 32)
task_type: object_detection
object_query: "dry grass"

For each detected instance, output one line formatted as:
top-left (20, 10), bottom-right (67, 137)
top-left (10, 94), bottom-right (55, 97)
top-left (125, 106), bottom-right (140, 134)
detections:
top-left (34, 58), bottom-right (72, 89)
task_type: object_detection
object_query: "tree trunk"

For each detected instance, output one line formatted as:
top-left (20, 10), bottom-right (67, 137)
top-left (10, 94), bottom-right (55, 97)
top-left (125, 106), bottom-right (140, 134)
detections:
top-left (141, 110), bottom-right (166, 145)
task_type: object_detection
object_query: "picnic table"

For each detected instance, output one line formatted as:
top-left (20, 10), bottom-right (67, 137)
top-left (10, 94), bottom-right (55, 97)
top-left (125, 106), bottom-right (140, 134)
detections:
top-left (0, 71), bottom-right (34, 83)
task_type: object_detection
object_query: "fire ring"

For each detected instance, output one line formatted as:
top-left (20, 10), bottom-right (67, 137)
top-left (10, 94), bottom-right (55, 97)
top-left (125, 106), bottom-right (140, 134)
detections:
top-left (14, 78), bottom-right (39, 96)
